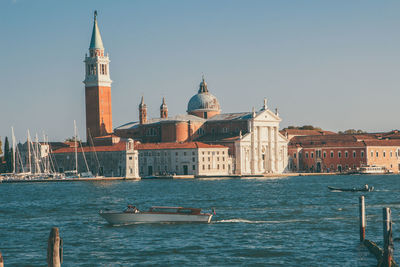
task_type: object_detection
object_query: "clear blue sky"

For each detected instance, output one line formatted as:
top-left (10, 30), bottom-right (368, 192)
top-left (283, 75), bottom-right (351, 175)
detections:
top-left (1, 0), bottom-right (399, 142)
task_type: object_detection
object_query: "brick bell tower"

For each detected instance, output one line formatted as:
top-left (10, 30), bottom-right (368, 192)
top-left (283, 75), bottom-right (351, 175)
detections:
top-left (84, 11), bottom-right (112, 141)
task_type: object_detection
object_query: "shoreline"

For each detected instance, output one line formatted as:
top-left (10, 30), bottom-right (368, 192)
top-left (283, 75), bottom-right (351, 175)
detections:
top-left (0, 172), bottom-right (340, 183)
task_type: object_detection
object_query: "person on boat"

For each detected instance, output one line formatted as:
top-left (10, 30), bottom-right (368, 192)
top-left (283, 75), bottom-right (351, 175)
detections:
top-left (364, 184), bottom-right (369, 190)
top-left (125, 205), bottom-right (139, 213)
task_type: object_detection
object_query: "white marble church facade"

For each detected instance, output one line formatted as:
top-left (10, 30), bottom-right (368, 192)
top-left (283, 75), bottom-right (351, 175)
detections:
top-left (234, 106), bottom-right (289, 175)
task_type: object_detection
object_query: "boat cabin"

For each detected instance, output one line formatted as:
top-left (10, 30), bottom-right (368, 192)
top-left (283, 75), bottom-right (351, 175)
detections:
top-left (148, 206), bottom-right (202, 215)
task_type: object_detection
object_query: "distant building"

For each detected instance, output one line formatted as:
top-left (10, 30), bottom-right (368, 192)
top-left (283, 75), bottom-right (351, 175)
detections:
top-left (52, 138), bottom-right (139, 178)
top-left (288, 131), bottom-right (400, 173)
top-left (115, 79), bottom-right (289, 175)
top-left (136, 142), bottom-right (231, 176)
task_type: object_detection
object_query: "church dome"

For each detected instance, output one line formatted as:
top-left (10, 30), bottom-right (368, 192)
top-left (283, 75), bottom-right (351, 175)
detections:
top-left (187, 77), bottom-right (220, 113)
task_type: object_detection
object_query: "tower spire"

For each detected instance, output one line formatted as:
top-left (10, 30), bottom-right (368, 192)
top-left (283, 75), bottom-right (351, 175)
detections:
top-left (160, 97), bottom-right (168, 119)
top-left (90, 10), bottom-right (104, 50)
top-left (139, 96), bottom-right (147, 124)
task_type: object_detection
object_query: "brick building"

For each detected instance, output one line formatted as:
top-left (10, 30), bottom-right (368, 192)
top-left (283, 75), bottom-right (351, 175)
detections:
top-left (288, 131), bottom-right (400, 173)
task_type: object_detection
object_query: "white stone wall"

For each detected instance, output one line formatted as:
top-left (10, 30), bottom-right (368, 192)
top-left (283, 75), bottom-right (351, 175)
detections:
top-left (138, 147), bottom-right (230, 176)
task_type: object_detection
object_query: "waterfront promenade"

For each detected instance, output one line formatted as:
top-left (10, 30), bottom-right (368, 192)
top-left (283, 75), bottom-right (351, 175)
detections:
top-left (0, 172), bottom-right (338, 183)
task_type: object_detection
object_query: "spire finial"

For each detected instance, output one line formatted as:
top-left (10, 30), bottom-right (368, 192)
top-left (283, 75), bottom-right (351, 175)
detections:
top-left (94, 10), bottom-right (97, 21)
top-left (202, 73), bottom-right (205, 82)
top-left (263, 98), bottom-right (268, 110)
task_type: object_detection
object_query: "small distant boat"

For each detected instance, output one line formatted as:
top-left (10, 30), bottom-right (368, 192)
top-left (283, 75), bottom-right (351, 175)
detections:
top-left (99, 205), bottom-right (213, 225)
top-left (328, 185), bottom-right (374, 192)
top-left (358, 165), bottom-right (388, 174)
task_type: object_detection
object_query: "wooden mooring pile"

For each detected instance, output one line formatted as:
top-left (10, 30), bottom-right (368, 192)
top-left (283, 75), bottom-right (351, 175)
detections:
top-left (359, 195), bottom-right (398, 267)
top-left (0, 227), bottom-right (63, 267)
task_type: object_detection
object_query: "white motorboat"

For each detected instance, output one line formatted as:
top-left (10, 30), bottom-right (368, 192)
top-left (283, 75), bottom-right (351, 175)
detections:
top-left (99, 206), bottom-right (213, 225)
top-left (358, 165), bottom-right (387, 174)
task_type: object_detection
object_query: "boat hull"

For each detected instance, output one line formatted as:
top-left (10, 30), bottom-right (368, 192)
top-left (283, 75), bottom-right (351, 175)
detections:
top-left (328, 186), bottom-right (374, 192)
top-left (99, 211), bottom-right (213, 224)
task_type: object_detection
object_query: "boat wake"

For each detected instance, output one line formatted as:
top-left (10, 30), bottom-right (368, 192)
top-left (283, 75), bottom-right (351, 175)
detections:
top-left (216, 218), bottom-right (311, 224)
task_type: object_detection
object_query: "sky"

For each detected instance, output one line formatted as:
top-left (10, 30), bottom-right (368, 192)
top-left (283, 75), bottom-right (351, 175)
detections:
top-left (0, 0), bottom-right (399, 143)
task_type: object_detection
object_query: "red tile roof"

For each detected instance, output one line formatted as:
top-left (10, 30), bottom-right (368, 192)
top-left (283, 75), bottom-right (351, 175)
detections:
top-left (136, 142), bottom-right (227, 150)
top-left (364, 140), bottom-right (400, 146)
top-left (52, 141), bottom-right (127, 154)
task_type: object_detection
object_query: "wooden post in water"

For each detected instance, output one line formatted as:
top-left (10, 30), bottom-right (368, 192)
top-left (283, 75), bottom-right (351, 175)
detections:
top-left (47, 227), bottom-right (62, 267)
top-left (383, 208), bottom-right (394, 267)
top-left (0, 251), bottom-right (4, 267)
top-left (359, 196), bottom-right (366, 242)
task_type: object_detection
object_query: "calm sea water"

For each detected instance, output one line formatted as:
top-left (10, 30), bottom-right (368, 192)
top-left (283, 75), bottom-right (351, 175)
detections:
top-left (0, 175), bottom-right (399, 266)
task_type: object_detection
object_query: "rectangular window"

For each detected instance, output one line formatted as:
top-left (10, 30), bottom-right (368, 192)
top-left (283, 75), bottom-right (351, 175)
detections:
top-left (217, 164), bottom-right (220, 169)
top-left (305, 152), bottom-right (309, 158)
top-left (390, 151), bottom-right (392, 157)
top-left (217, 157), bottom-right (220, 161)
top-left (323, 151), bottom-right (326, 158)
top-left (338, 152), bottom-right (342, 158)
top-left (223, 164), bottom-right (225, 169)
top-left (361, 151), bottom-right (364, 158)
top-left (371, 151), bottom-right (373, 157)
top-left (192, 157), bottom-right (195, 162)
top-left (330, 151), bottom-right (334, 158)
top-left (294, 153), bottom-right (297, 159)
top-left (202, 165), bottom-right (205, 170)
top-left (345, 151), bottom-right (348, 158)
top-left (129, 156), bottom-right (132, 160)
top-left (184, 152), bottom-right (187, 156)
top-left (208, 157), bottom-right (210, 161)
top-left (192, 165), bottom-right (195, 170)
top-left (353, 151), bottom-right (356, 158)
top-left (208, 165), bottom-right (211, 170)
top-left (376, 151), bottom-right (379, 157)
top-left (383, 151), bottom-right (386, 157)
top-left (311, 152), bottom-right (314, 158)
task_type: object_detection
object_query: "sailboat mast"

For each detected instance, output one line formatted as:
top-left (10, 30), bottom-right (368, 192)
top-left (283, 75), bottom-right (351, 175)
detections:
top-left (35, 133), bottom-right (40, 174)
top-left (27, 130), bottom-right (32, 174)
top-left (11, 127), bottom-right (16, 174)
top-left (74, 120), bottom-right (78, 173)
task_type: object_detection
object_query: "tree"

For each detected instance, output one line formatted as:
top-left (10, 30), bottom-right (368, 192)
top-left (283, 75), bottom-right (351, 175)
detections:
top-left (283, 125), bottom-right (322, 131)
top-left (3, 137), bottom-right (11, 172)
top-left (339, 129), bottom-right (366, 134)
